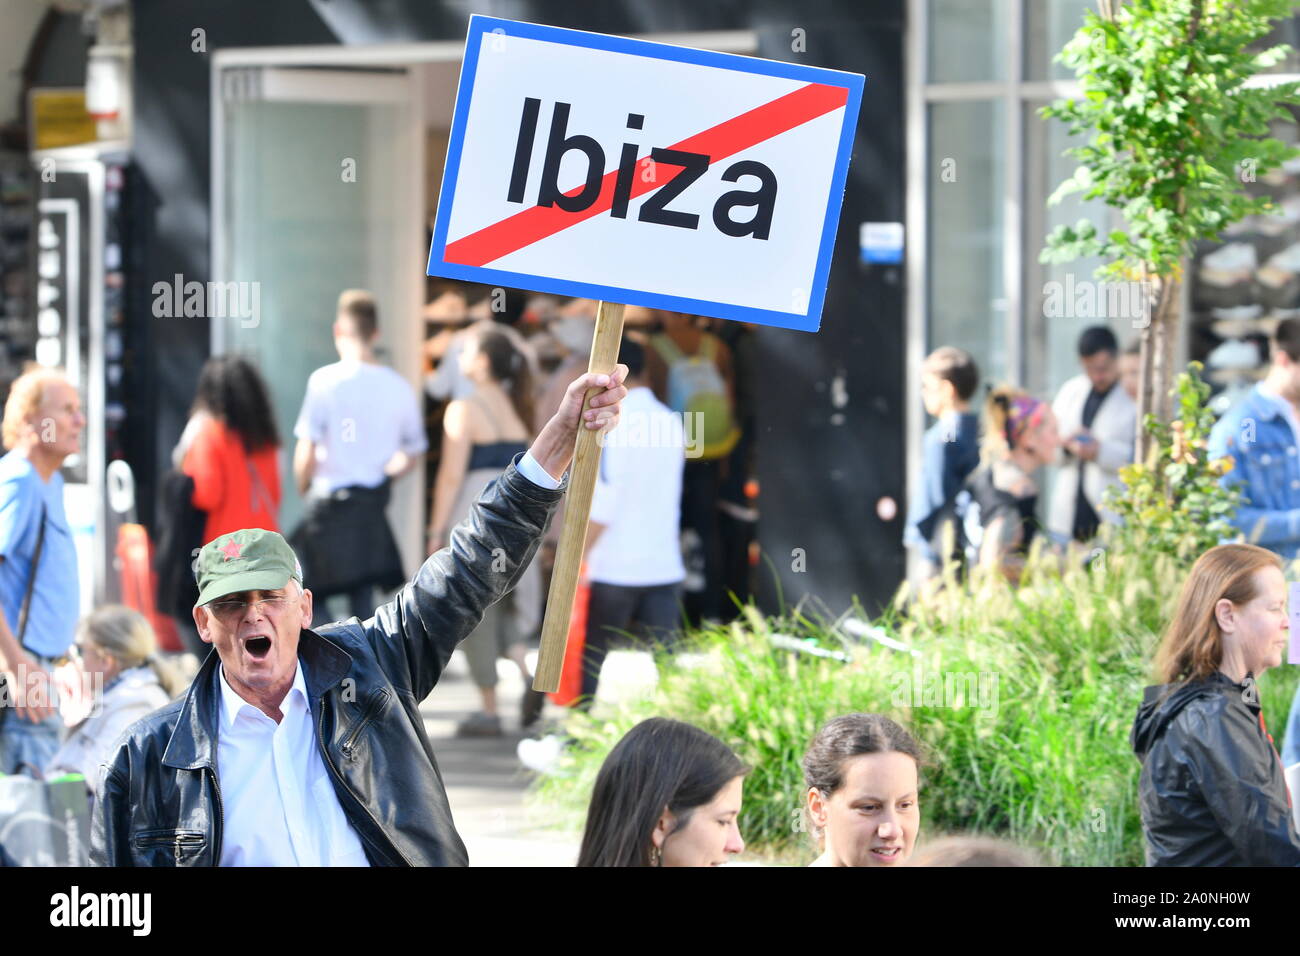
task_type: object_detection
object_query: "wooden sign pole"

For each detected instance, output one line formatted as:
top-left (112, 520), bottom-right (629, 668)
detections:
top-left (533, 300), bottom-right (626, 693)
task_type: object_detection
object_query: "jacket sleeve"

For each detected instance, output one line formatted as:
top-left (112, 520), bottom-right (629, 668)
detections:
top-left (89, 762), bottom-right (134, 867)
top-left (1210, 423), bottom-right (1300, 548)
top-left (1180, 708), bottom-right (1300, 866)
top-left (363, 454), bottom-right (565, 701)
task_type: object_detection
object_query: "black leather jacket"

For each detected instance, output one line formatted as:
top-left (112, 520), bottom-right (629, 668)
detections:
top-left (1132, 671), bottom-right (1300, 867)
top-left (90, 456), bottom-right (564, 866)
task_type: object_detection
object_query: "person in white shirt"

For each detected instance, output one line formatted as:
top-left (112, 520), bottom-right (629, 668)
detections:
top-left (292, 290), bottom-right (428, 619)
top-left (579, 338), bottom-right (686, 708)
top-left (1048, 326), bottom-right (1136, 543)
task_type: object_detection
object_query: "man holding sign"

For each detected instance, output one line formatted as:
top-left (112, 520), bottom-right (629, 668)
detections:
top-left (428, 17), bottom-right (863, 690)
top-left (90, 368), bottom-right (627, 866)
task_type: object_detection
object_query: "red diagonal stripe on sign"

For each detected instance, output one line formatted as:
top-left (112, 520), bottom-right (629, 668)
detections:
top-left (443, 81), bottom-right (849, 268)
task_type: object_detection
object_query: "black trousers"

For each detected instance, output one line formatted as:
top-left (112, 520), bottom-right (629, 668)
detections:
top-left (580, 580), bottom-right (683, 706)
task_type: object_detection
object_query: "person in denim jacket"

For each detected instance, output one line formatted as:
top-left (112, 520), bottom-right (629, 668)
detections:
top-left (1208, 319), bottom-right (1300, 561)
top-left (1207, 318), bottom-right (1300, 771)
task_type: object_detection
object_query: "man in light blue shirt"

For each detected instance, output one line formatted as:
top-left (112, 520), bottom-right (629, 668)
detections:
top-left (0, 368), bottom-right (85, 776)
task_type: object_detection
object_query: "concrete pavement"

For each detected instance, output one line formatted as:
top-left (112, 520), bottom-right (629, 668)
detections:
top-left (419, 647), bottom-right (659, 866)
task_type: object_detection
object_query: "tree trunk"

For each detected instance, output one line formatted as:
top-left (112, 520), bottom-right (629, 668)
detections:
top-left (1135, 268), bottom-right (1182, 464)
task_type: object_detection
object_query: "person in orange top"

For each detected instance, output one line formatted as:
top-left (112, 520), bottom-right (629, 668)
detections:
top-left (177, 355), bottom-right (281, 544)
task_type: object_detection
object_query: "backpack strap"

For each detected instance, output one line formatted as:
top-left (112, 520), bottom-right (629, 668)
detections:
top-left (17, 501), bottom-right (47, 648)
top-left (651, 334), bottom-right (683, 364)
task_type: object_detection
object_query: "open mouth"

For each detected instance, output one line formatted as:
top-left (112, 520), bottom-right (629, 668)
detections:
top-left (244, 636), bottom-right (272, 660)
top-left (870, 846), bottom-right (903, 863)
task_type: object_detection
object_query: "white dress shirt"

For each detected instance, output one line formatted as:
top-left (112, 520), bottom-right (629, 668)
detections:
top-left (516, 450), bottom-right (562, 489)
top-left (216, 661), bottom-right (370, 867)
top-left (214, 452), bottom-right (558, 867)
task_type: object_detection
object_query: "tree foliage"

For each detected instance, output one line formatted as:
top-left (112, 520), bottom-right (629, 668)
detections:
top-left (1106, 361), bottom-right (1240, 561)
top-left (1042, 0), bottom-right (1300, 281)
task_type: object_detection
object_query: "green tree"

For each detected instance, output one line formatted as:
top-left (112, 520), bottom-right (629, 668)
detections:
top-left (1042, 0), bottom-right (1300, 461)
top-left (1105, 362), bottom-right (1240, 562)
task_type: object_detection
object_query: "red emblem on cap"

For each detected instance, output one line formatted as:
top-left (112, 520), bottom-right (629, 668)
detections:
top-left (220, 539), bottom-right (242, 561)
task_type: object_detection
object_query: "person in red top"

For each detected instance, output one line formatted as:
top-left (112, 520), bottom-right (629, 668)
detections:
top-left (179, 355), bottom-right (281, 542)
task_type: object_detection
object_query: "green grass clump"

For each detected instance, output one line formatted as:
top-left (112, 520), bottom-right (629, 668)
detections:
top-left (528, 536), bottom-right (1300, 866)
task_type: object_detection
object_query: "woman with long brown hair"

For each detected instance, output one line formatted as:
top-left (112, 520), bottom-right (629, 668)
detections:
top-left (427, 322), bottom-right (543, 736)
top-left (1132, 543), bottom-right (1300, 865)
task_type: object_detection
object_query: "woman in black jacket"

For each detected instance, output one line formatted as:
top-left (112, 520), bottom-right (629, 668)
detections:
top-left (1132, 542), bottom-right (1300, 866)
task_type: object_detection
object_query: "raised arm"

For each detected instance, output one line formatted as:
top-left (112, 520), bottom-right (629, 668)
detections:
top-left (365, 368), bottom-right (628, 701)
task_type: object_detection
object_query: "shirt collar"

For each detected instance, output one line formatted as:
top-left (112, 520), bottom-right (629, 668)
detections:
top-left (1253, 381), bottom-right (1292, 421)
top-left (218, 658), bottom-right (307, 728)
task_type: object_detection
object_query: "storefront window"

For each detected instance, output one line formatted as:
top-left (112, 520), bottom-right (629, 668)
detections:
top-left (1023, 103), bottom-right (1116, 400)
top-left (1023, 0), bottom-right (1095, 83)
top-left (926, 0), bottom-right (1010, 84)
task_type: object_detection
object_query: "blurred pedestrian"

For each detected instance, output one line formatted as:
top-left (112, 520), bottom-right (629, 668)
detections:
top-left (802, 713), bottom-right (923, 867)
top-left (292, 290), bottom-right (427, 620)
top-left (646, 311), bottom-right (739, 624)
top-left (425, 285), bottom-right (538, 403)
top-left (579, 338), bottom-right (685, 708)
top-left (909, 835), bottom-right (1038, 866)
top-left (1131, 543), bottom-right (1300, 865)
top-left (577, 718), bottom-right (747, 867)
top-left (904, 346), bottom-right (980, 576)
top-left (1207, 317), bottom-right (1300, 560)
top-left (177, 354), bottom-right (282, 542)
top-left (0, 366), bottom-right (84, 777)
top-left (1119, 339), bottom-right (1141, 403)
top-left (427, 323), bottom-right (543, 735)
top-left (90, 366), bottom-right (630, 866)
top-left (958, 386), bottom-right (1062, 582)
top-left (47, 607), bottom-right (181, 795)
top-left (1049, 326), bottom-right (1136, 543)
top-left (169, 354), bottom-right (281, 656)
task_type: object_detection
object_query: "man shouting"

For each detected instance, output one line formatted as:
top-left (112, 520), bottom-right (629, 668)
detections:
top-left (91, 366), bottom-right (628, 866)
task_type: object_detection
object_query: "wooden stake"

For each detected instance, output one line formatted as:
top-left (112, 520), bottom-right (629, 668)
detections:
top-left (532, 300), bottom-right (626, 692)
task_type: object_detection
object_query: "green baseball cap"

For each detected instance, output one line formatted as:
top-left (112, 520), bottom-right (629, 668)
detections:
top-left (194, 528), bottom-right (303, 607)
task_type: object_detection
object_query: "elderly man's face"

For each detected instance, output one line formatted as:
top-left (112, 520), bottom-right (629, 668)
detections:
top-left (194, 581), bottom-right (312, 702)
top-left (33, 380), bottom-right (85, 460)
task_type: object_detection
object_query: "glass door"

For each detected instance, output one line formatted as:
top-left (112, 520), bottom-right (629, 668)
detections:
top-left (213, 64), bottom-right (425, 577)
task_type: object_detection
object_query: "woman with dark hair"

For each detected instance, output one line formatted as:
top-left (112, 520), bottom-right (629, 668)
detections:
top-left (578, 718), bottom-right (748, 866)
top-left (1132, 543), bottom-right (1300, 866)
top-left (170, 355), bottom-right (281, 655)
top-left (428, 323), bottom-right (543, 736)
top-left (178, 353), bottom-right (282, 542)
top-left (803, 713), bottom-right (924, 866)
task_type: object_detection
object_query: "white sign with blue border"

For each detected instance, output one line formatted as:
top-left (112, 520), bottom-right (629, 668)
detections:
top-left (427, 15), bottom-right (864, 333)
